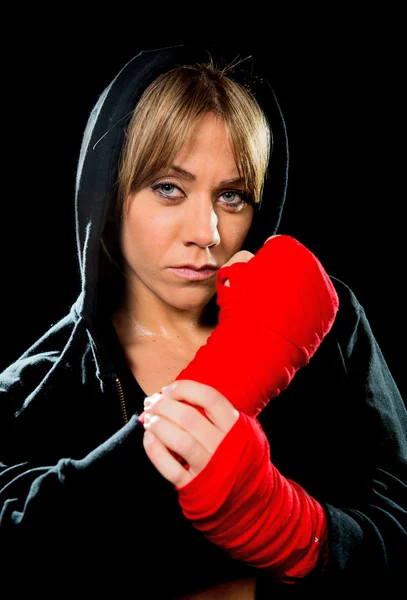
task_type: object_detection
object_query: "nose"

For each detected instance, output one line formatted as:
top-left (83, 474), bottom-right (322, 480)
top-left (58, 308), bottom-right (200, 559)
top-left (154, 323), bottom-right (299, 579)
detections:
top-left (182, 198), bottom-right (221, 248)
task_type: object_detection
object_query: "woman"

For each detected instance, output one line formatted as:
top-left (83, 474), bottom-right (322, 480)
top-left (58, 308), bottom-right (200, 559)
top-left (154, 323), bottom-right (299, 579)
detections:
top-left (0, 44), bottom-right (405, 598)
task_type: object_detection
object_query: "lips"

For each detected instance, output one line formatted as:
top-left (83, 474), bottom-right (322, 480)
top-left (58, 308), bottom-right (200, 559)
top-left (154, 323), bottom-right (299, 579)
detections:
top-left (172, 265), bottom-right (218, 271)
top-left (168, 267), bottom-right (218, 280)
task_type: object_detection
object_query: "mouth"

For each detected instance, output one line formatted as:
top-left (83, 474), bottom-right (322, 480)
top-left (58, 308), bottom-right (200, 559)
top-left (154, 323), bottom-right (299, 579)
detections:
top-left (168, 267), bottom-right (218, 281)
top-left (172, 264), bottom-right (219, 271)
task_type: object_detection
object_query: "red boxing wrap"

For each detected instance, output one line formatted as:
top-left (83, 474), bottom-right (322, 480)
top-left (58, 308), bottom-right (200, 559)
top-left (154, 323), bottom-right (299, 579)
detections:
top-left (176, 413), bottom-right (328, 583)
top-left (146, 236), bottom-right (338, 581)
top-left (176, 235), bottom-right (339, 416)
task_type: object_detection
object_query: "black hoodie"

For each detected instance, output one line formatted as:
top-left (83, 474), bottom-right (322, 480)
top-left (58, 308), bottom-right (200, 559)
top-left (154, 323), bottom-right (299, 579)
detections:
top-left (1, 44), bottom-right (406, 598)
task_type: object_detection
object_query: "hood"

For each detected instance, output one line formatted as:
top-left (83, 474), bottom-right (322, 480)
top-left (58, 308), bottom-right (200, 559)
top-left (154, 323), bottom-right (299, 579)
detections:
top-left (74, 43), bottom-right (289, 331)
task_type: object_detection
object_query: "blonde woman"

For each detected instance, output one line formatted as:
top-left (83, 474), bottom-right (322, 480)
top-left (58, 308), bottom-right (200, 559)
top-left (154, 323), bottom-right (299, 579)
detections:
top-left (1, 44), bottom-right (405, 598)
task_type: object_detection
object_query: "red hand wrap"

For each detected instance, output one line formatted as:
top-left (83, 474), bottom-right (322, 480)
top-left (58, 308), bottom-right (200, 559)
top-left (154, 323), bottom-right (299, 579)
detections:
top-left (177, 413), bottom-right (328, 582)
top-left (144, 236), bottom-right (337, 580)
top-left (176, 235), bottom-right (339, 416)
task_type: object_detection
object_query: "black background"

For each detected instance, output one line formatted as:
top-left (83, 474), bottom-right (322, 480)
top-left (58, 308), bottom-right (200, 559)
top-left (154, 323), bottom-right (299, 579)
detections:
top-left (1, 15), bottom-right (405, 401)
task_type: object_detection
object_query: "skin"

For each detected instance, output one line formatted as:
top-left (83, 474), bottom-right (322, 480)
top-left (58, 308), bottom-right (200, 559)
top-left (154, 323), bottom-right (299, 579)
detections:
top-left (119, 111), bottom-right (278, 598)
top-left (115, 112), bottom-right (255, 347)
top-left (141, 239), bottom-right (278, 600)
top-left (141, 236), bottom-right (280, 482)
top-left (143, 382), bottom-right (253, 600)
top-left (177, 576), bottom-right (256, 600)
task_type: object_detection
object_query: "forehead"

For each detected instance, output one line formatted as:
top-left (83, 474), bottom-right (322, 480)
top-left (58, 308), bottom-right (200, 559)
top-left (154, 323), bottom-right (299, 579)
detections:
top-left (173, 114), bottom-right (238, 174)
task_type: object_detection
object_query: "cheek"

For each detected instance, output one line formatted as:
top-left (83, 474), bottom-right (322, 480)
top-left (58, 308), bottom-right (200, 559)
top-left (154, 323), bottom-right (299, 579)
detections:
top-left (238, 208), bottom-right (254, 243)
top-left (219, 211), bottom-right (253, 250)
top-left (121, 209), bottom-right (176, 262)
top-left (120, 212), bottom-right (148, 263)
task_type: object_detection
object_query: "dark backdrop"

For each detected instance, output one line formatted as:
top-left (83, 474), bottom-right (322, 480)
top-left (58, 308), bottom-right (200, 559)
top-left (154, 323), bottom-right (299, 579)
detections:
top-left (1, 23), bottom-right (405, 401)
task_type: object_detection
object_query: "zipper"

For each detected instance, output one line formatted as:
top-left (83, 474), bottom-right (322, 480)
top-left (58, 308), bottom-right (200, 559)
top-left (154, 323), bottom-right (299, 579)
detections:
top-left (115, 375), bottom-right (128, 424)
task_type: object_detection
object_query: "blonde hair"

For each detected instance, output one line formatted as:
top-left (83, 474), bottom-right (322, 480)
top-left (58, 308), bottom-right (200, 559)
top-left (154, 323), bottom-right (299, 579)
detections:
top-left (116, 59), bottom-right (271, 220)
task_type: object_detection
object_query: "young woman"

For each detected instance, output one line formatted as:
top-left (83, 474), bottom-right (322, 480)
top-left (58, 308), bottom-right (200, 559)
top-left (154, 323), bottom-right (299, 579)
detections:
top-left (1, 44), bottom-right (405, 598)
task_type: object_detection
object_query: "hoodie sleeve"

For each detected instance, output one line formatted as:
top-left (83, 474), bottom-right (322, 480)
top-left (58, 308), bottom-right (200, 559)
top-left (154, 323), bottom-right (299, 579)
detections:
top-left (255, 285), bottom-right (407, 595)
top-left (0, 413), bottom-right (144, 554)
top-left (0, 340), bottom-right (149, 584)
top-left (320, 302), bottom-right (407, 581)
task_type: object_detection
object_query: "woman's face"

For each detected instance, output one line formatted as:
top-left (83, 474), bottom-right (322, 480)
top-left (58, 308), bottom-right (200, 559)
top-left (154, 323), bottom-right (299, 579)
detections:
top-left (120, 112), bottom-right (254, 312)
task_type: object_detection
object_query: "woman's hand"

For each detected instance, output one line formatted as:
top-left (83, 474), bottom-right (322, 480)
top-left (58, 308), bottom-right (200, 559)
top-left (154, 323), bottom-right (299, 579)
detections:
top-left (220, 235), bottom-right (278, 288)
top-left (142, 380), bottom-right (239, 489)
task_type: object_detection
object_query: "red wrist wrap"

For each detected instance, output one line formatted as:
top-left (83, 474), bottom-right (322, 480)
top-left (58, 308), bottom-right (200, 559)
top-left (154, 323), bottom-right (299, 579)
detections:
top-left (176, 235), bottom-right (339, 416)
top-left (152, 236), bottom-right (337, 580)
top-left (177, 413), bottom-right (329, 583)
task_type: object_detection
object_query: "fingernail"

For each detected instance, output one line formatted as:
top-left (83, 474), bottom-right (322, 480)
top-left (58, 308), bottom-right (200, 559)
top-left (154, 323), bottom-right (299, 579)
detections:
top-left (144, 414), bottom-right (159, 429)
top-left (144, 430), bottom-right (156, 445)
top-left (162, 382), bottom-right (177, 394)
top-left (144, 399), bottom-right (152, 410)
top-left (144, 393), bottom-right (161, 409)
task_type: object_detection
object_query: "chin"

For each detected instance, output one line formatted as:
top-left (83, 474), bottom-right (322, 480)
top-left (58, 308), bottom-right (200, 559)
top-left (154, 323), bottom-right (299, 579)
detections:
top-left (164, 288), bottom-right (216, 311)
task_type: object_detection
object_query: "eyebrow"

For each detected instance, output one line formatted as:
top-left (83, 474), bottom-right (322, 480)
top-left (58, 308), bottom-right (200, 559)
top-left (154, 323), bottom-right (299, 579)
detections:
top-left (170, 164), bottom-right (244, 188)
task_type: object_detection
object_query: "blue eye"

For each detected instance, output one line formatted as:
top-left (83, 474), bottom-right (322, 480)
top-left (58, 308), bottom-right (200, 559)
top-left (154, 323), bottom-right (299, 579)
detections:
top-left (152, 183), bottom-right (181, 198)
top-left (221, 191), bottom-right (241, 203)
top-left (151, 181), bottom-right (251, 210)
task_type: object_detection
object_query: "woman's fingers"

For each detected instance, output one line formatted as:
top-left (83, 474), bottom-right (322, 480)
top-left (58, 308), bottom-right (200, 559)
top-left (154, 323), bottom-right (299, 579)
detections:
top-left (222, 250), bottom-right (254, 268)
top-left (221, 249), bottom-right (254, 287)
top-left (142, 381), bottom-right (240, 487)
top-left (160, 380), bottom-right (239, 435)
top-left (264, 234), bottom-right (281, 244)
top-left (144, 393), bottom-right (224, 454)
top-left (143, 412), bottom-right (213, 484)
top-left (142, 427), bottom-right (193, 488)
